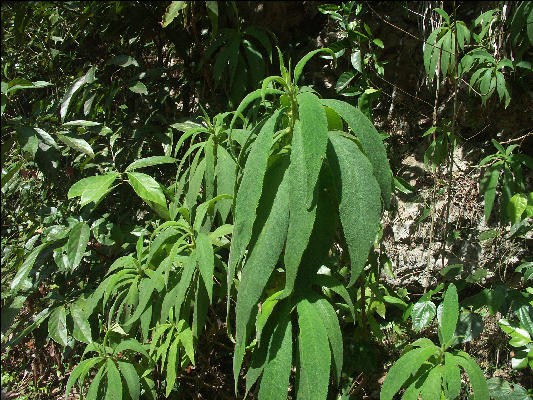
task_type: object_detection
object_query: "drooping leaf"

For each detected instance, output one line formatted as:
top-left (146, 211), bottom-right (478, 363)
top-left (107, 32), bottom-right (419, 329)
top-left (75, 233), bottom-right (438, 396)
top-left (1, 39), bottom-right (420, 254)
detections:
top-left (453, 351), bottom-right (489, 400)
top-left (293, 48), bottom-right (335, 84)
top-left (327, 133), bottom-right (381, 286)
top-left (419, 365), bottom-right (442, 400)
top-left (296, 297), bottom-right (332, 400)
top-left (380, 346), bottom-right (439, 400)
top-left (297, 92), bottom-right (328, 204)
top-left (60, 67), bottom-right (94, 120)
top-left (71, 302), bottom-right (92, 344)
top-left (161, 1), bottom-right (187, 28)
top-left (11, 243), bottom-right (48, 292)
top-left (228, 109), bottom-right (282, 338)
top-left (165, 336), bottom-right (180, 397)
top-left (481, 165), bottom-right (500, 221)
top-left (281, 121), bottom-right (317, 298)
top-left (117, 361), bottom-right (140, 400)
top-left (313, 295), bottom-right (343, 384)
top-left (107, 55), bottom-right (139, 68)
top-left (321, 99), bottom-right (392, 208)
top-left (65, 357), bottom-right (103, 400)
top-left (105, 358), bottom-right (123, 400)
top-left (233, 157), bottom-right (290, 391)
top-left (257, 311), bottom-right (292, 400)
top-left (215, 145), bottom-right (236, 223)
top-left (66, 222), bottom-right (90, 271)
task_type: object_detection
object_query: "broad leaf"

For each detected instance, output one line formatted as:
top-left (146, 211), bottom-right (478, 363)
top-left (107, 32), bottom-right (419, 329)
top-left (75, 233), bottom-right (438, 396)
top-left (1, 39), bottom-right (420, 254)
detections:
top-left (48, 306), bottom-right (68, 347)
top-left (321, 99), bottom-right (392, 208)
top-left (57, 132), bottom-right (95, 158)
top-left (127, 172), bottom-right (167, 207)
top-left (233, 157), bottom-right (290, 391)
top-left (412, 300), bottom-right (436, 331)
top-left (66, 222), bottom-right (90, 271)
top-left (327, 133), bottom-right (381, 286)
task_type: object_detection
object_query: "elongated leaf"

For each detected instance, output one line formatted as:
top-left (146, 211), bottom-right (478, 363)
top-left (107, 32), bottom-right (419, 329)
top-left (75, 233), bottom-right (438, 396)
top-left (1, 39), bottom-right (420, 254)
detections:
top-left (86, 366), bottom-right (105, 400)
top-left (165, 336), bottom-right (180, 397)
top-left (453, 351), bottom-right (489, 400)
top-left (321, 99), bottom-right (392, 208)
top-left (105, 359), bottom-right (123, 400)
top-left (380, 346), bottom-right (439, 400)
top-left (294, 48), bottom-right (335, 84)
top-left (215, 145), bottom-right (236, 223)
top-left (65, 357), bottom-right (103, 400)
top-left (313, 295), bottom-right (343, 384)
top-left (1, 160), bottom-right (24, 189)
top-left (444, 353), bottom-right (461, 399)
top-left (297, 92), bottom-right (328, 204)
top-left (314, 274), bottom-right (355, 320)
top-left (234, 157), bottom-right (290, 391)
top-left (67, 222), bottom-right (90, 271)
top-left (127, 172), bottom-right (167, 207)
top-left (258, 311), bottom-right (293, 400)
top-left (327, 133), bottom-right (381, 286)
top-left (281, 120), bottom-right (317, 298)
top-left (440, 283), bottom-right (459, 347)
top-left (228, 109), bottom-right (282, 337)
top-left (11, 243), bottom-right (48, 292)
top-left (162, 1), bottom-right (187, 28)
top-left (178, 326), bottom-right (195, 365)
top-left (420, 365), bottom-right (442, 400)
top-left (196, 232), bottom-right (214, 303)
top-left (61, 67), bottom-right (94, 120)
top-left (117, 361), bottom-right (140, 400)
top-left (125, 156), bottom-right (176, 171)
top-left (296, 297), bottom-right (331, 400)
top-left (48, 306), bottom-right (68, 347)
top-left (160, 251), bottom-right (196, 322)
top-left (57, 133), bottom-right (94, 158)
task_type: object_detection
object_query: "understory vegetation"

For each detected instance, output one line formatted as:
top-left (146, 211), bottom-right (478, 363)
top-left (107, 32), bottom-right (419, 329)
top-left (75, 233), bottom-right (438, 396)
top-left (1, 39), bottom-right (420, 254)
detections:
top-left (1, 1), bottom-right (532, 399)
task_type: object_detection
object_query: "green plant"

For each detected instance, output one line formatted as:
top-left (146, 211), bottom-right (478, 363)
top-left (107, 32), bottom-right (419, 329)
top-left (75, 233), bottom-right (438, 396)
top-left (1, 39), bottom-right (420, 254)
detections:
top-left (499, 318), bottom-right (533, 370)
top-left (227, 46), bottom-right (392, 398)
top-left (479, 139), bottom-right (533, 224)
top-left (201, 24), bottom-right (274, 107)
top-left (381, 284), bottom-right (489, 400)
top-left (318, 2), bottom-right (385, 99)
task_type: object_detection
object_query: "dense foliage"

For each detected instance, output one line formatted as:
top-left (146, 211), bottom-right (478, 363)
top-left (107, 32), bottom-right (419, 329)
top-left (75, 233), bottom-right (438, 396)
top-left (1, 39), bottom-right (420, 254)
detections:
top-left (1, 1), bottom-right (532, 399)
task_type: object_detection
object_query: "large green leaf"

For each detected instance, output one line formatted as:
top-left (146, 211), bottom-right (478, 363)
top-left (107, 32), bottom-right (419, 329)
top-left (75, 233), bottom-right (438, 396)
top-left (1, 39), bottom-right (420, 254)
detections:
top-left (296, 297), bottom-right (331, 400)
top-left (380, 346), bottom-right (439, 400)
top-left (420, 365), bottom-right (442, 400)
top-left (48, 306), bottom-right (68, 347)
top-left (258, 311), bottom-right (293, 400)
top-left (68, 173), bottom-right (120, 201)
top-left (452, 351), bottom-right (489, 400)
top-left (228, 109), bottom-right (282, 338)
top-left (440, 284), bottom-right (459, 347)
top-left (71, 302), bottom-right (92, 344)
top-left (67, 221), bottom-right (90, 271)
top-left (313, 295), bottom-right (343, 384)
top-left (321, 99), bottom-right (392, 208)
top-left (296, 92), bottom-right (328, 204)
top-left (165, 336), bottom-right (180, 397)
top-left (281, 120), bottom-right (317, 298)
top-left (481, 165), bottom-right (500, 221)
top-left (127, 172), bottom-right (167, 207)
top-left (233, 157), bottom-right (290, 391)
top-left (327, 133), bottom-right (381, 286)
top-left (117, 361), bottom-right (140, 400)
top-left (196, 232), bottom-right (214, 303)
top-left (105, 358), bottom-right (123, 400)
top-left (10, 243), bottom-right (48, 292)
top-left (65, 357), bottom-right (103, 400)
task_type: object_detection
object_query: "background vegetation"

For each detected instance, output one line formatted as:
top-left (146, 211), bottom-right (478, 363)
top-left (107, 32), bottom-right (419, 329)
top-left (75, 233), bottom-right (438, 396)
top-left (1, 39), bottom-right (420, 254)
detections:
top-left (1, 1), bottom-right (532, 399)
